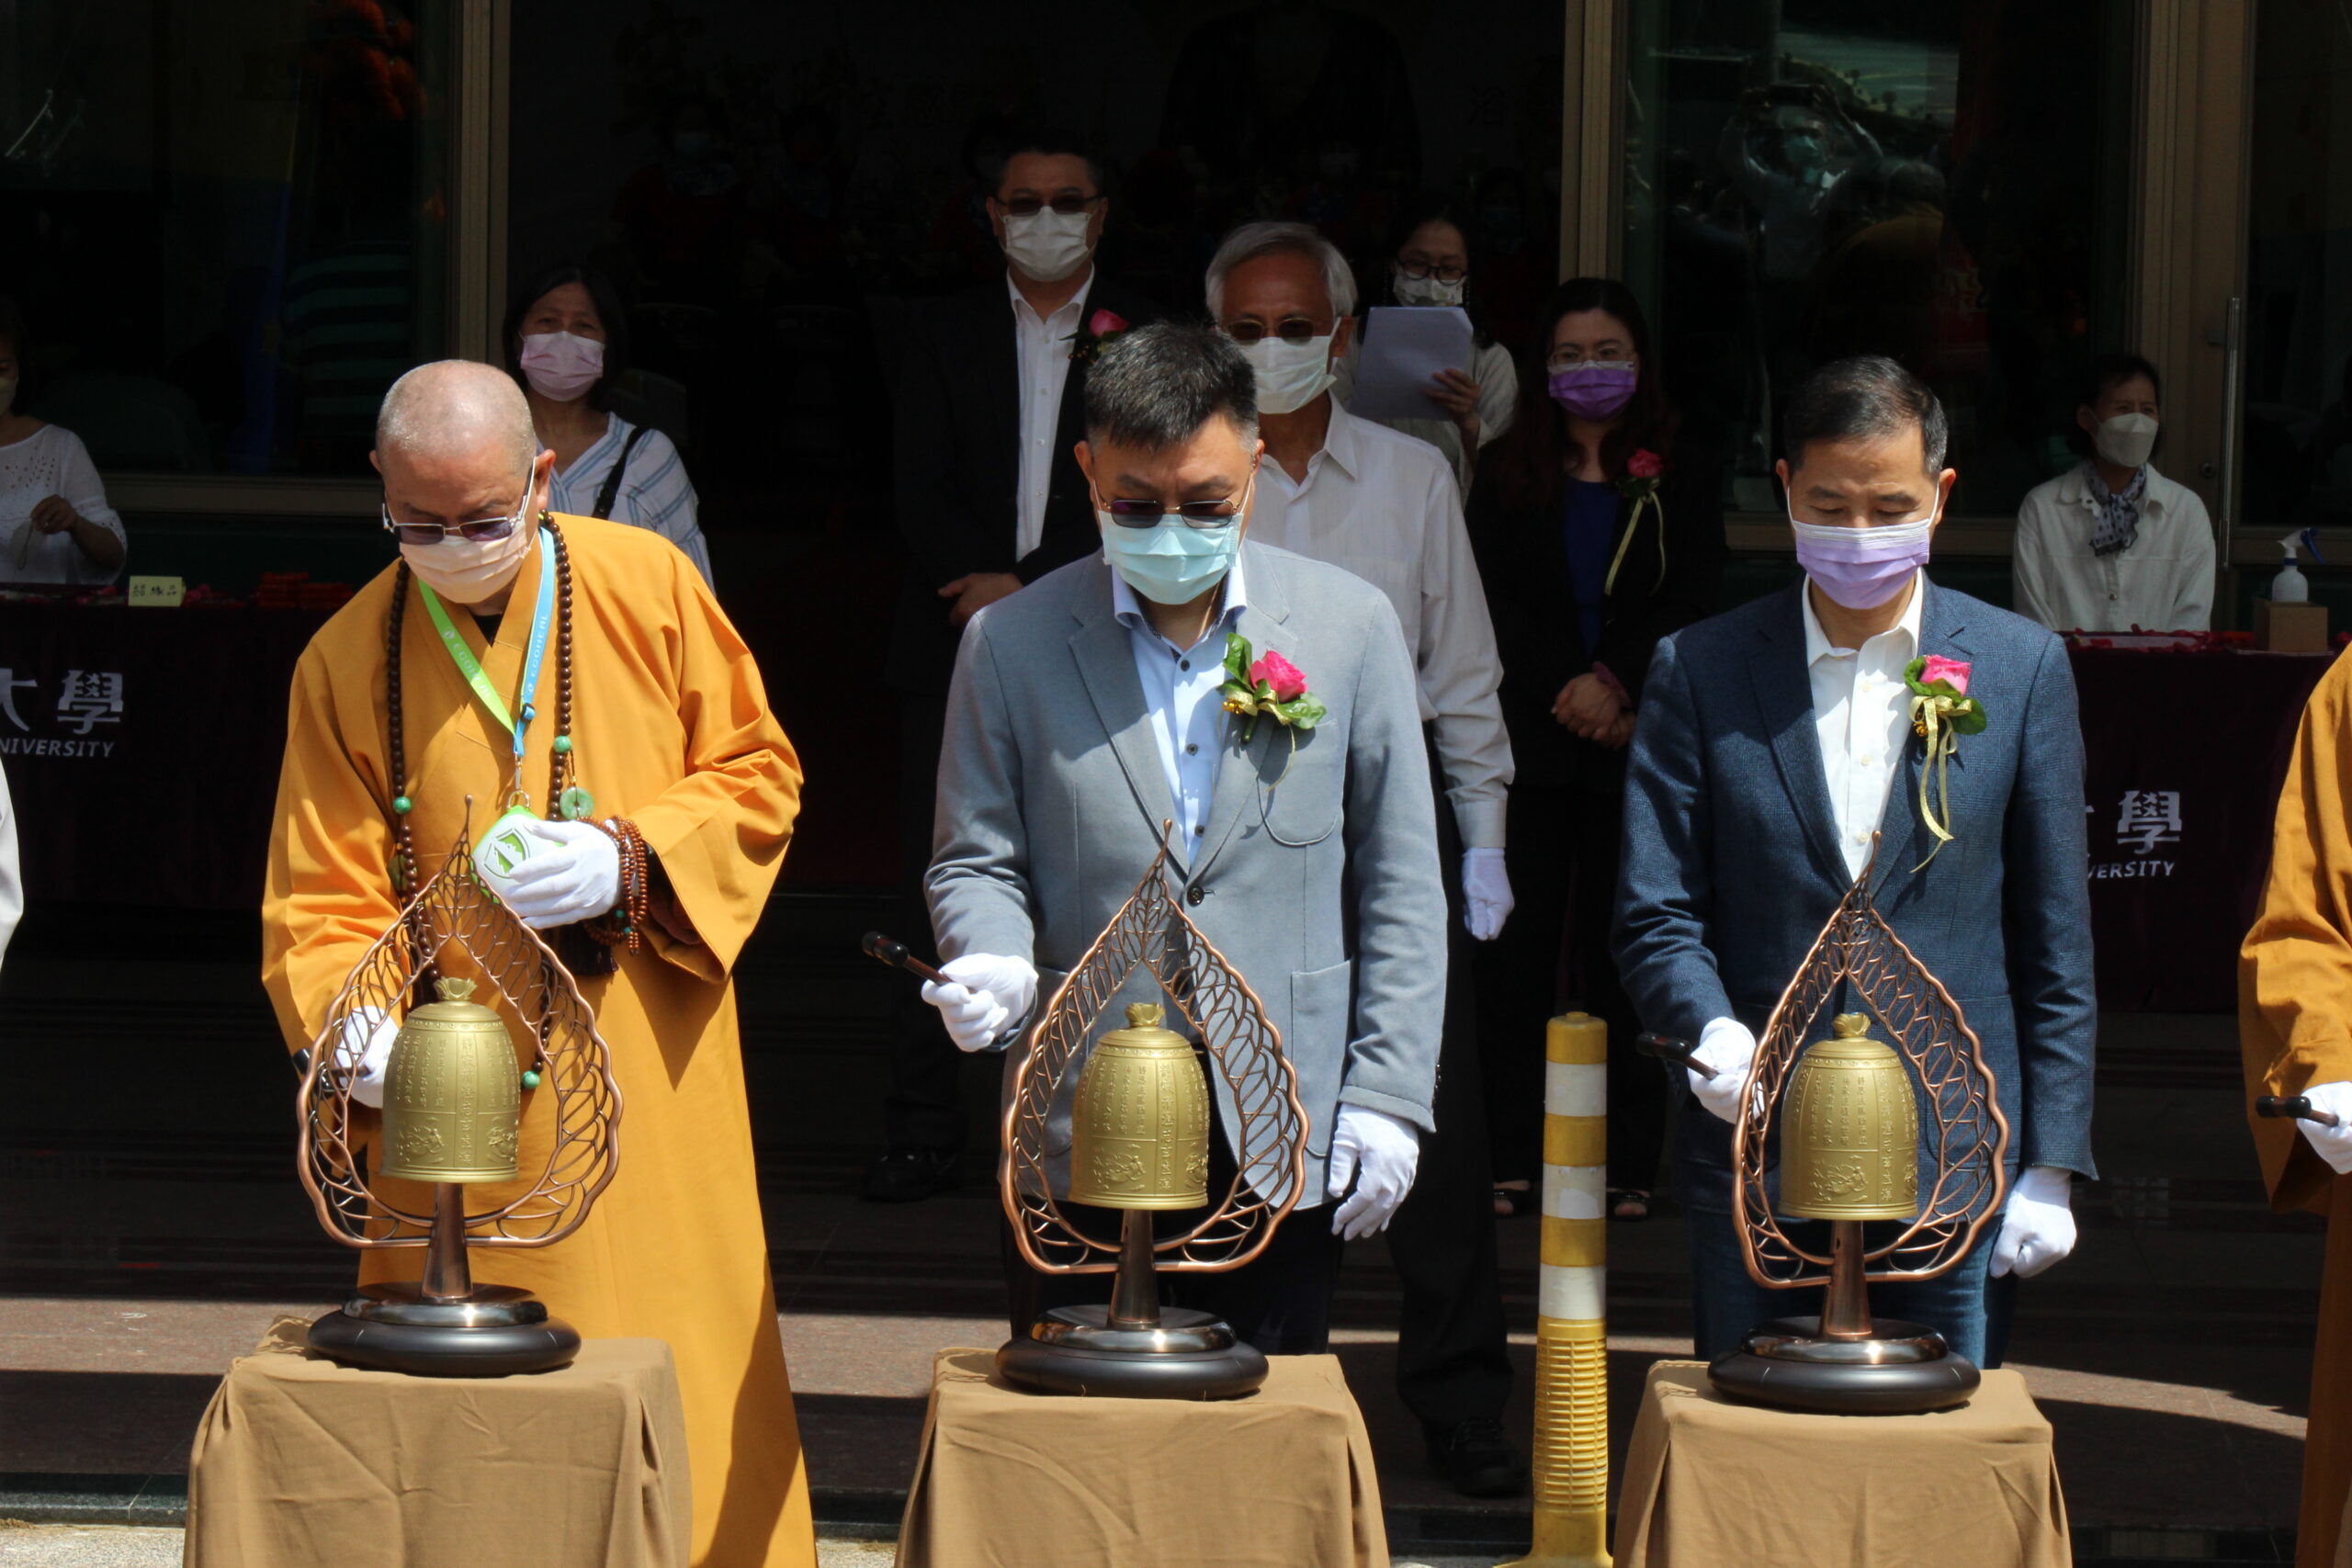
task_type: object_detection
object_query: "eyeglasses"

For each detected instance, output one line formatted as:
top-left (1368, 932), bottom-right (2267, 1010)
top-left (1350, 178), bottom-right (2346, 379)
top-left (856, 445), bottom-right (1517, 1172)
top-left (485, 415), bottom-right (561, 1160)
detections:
top-left (1220, 318), bottom-right (1326, 347)
top-left (1098, 466), bottom-right (1257, 530)
top-left (380, 484), bottom-right (532, 547)
top-left (1396, 260), bottom-right (1467, 283)
top-left (1545, 350), bottom-right (1635, 372)
top-left (998, 194), bottom-right (1103, 218)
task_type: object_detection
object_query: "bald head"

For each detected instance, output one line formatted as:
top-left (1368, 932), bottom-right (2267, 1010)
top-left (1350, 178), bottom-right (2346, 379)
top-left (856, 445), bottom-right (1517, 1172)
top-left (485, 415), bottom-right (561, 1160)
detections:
top-left (377, 360), bottom-right (540, 475)
top-left (373, 360), bottom-right (552, 544)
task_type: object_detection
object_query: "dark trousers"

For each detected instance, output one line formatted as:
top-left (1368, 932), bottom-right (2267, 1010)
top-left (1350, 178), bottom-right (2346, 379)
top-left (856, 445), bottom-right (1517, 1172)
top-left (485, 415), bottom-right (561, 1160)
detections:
top-left (1003, 1203), bottom-right (1345, 1356)
top-left (1004, 1091), bottom-right (1344, 1354)
top-left (1683, 1193), bottom-right (2015, 1369)
top-left (1474, 775), bottom-right (1670, 1190)
top-left (884, 691), bottom-right (969, 1153)
top-left (1381, 744), bottom-right (1515, 1426)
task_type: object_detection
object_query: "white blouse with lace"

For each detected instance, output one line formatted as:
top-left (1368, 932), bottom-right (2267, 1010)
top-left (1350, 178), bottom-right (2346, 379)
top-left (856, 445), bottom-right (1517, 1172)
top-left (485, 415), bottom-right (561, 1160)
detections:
top-left (0, 424), bottom-right (126, 586)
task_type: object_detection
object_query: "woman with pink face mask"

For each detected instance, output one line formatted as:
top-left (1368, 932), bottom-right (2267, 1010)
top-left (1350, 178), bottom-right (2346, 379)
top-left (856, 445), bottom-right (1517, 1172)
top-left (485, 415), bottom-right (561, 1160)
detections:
top-left (503, 264), bottom-right (713, 584)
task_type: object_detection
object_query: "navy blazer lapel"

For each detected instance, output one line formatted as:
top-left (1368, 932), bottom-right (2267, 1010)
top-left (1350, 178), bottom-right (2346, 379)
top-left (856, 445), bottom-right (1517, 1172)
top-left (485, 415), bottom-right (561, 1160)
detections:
top-left (1871, 581), bottom-right (1973, 894)
top-left (1195, 550), bottom-right (1295, 878)
top-left (1069, 564), bottom-right (1183, 853)
top-left (1750, 584), bottom-right (1849, 885)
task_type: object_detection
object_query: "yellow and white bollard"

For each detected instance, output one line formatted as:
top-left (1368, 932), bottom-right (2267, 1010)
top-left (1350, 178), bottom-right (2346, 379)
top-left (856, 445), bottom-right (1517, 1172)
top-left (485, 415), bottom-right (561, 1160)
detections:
top-left (1500, 1011), bottom-right (1611, 1568)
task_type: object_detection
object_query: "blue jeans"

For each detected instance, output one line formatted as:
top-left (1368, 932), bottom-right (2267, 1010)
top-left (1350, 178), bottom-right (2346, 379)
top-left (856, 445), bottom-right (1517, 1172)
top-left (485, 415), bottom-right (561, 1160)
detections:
top-left (1685, 1203), bottom-right (2015, 1368)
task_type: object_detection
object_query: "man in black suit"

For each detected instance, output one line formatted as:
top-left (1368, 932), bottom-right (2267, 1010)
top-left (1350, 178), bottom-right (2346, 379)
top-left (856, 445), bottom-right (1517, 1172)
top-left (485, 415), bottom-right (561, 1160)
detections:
top-left (869, 130), bottom-right (1159, 1201)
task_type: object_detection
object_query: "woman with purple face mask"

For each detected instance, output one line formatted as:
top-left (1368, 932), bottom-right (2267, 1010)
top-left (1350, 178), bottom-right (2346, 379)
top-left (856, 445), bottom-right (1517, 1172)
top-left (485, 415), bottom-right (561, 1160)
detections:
top-left (1465, 278), bottom-right (1725, 1224)
top-left (502, 263), bottom-right (713, 585)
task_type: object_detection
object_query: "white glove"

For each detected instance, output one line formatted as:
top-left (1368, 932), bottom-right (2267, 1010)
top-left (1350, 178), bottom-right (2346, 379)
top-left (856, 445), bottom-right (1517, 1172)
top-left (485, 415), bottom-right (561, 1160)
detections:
top-left (1326, 1105), bottom-right (1421, 1239)
top-left (1990, 1165), bottom-right (2077, 1279)
top-left (1461, 847), bottom-right (1513, 942)
top-left (489, 818), bottom-right (622, 930)
top-left (1688, 1016), bottom-right (1756, 1125)
top-left (2291, 1081), bottom-right (2352, 1175)
top-left (334, 1007), bottom-right (401, 1110)
top-left (920, 953), bottom-right (1039, 1054)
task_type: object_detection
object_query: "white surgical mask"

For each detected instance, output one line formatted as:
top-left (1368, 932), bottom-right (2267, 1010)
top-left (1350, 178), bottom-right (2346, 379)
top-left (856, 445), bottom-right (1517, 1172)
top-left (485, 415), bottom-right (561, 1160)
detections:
top-left (1392, 268), bottom-right (1464, 308)
top-left (401, 517), bottom-right (538, 605)
top-left (1238, 334), bottom-right (1336, 416)
top-left (2093, 412), bottom-right (2157, 470)
top-left (1001, 209), bottom-right (1093, 284)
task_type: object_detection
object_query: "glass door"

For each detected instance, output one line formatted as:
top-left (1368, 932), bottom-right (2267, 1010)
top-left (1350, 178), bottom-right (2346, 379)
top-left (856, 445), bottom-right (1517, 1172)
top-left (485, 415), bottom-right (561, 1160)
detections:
top-left (2240, 0), bottom-right (2352, 544)
top-left (1618, 0), bottom-right (2136, 539)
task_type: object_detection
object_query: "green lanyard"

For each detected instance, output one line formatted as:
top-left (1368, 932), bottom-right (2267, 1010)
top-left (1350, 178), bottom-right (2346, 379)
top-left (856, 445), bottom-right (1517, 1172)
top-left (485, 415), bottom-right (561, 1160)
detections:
top-left (414, 528), bottom-right (557, 768)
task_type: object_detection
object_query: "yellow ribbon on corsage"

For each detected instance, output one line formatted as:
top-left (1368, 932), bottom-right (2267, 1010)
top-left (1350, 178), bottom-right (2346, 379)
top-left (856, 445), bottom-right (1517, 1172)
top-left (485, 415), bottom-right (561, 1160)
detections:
top-left (1904, 655), bottom-right (1986, 870)
top-left (1603, 449), bottom-right (1670, 596)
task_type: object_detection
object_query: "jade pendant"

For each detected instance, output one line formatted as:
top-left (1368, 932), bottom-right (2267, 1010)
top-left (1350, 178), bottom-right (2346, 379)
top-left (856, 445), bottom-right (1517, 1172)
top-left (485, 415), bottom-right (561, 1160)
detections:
top-left (559, 787), bottom-right (595, 821)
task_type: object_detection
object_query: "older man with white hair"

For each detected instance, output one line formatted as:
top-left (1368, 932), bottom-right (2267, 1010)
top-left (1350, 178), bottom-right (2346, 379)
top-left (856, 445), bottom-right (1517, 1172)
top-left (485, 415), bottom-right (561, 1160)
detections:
top-left (263, 361), bottom-right (817, 1568)
top-left (1204, 221), bottom-right (1523, 1496)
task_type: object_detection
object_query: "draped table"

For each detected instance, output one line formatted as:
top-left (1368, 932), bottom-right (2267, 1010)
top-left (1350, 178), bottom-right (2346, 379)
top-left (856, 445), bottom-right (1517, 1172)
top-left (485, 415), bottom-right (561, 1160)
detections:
top-left (1613, 1361), bottom-right (2067, 1567)
top-left (185, 1319), bottom-right (691, 1568)
top-left (2066, 643), bottom-right (2335, 1012)
top-left (896, 1348), bottom-right (1388, 1568)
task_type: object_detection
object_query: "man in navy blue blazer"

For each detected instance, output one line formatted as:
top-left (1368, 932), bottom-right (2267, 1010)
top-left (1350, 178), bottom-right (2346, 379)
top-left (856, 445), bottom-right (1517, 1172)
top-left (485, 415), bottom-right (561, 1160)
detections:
top-left (1613, 356), bottom-right (2096, 1366)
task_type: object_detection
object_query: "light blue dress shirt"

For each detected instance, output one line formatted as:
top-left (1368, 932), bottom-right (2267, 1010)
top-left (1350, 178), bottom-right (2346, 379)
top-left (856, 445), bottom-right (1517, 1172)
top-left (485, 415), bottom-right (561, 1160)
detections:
top-left (1108, 554), bottom-right (1250, 864)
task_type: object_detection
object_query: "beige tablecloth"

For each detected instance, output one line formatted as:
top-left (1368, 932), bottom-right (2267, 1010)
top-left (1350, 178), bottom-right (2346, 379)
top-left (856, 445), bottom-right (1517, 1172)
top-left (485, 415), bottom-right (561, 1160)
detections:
top-left (185, 1318), bottom-right (690, 1568)
top-left (896, 1348), bottom-right (1386, 1568)
top-left (1615, 1360), bottom-right (2068, 1568)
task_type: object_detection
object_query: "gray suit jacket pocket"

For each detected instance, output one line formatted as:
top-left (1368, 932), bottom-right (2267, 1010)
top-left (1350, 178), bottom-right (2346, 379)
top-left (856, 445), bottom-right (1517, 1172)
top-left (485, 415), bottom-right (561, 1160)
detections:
top-left (1291, 957), bottom-right (1355, 1156)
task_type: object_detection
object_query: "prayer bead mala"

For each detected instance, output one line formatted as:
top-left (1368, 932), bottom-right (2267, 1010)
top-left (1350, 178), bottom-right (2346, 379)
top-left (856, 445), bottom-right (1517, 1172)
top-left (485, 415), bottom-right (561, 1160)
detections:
top-left (385, 516), bottom-right (582, 893)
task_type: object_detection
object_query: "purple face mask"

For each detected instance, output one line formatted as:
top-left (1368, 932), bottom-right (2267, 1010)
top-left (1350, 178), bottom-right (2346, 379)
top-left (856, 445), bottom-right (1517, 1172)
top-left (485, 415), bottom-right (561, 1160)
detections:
top-left (1547, 360), bottom-right (1639, 421)
top-left (1789, 512), bottom-right (1938, 610)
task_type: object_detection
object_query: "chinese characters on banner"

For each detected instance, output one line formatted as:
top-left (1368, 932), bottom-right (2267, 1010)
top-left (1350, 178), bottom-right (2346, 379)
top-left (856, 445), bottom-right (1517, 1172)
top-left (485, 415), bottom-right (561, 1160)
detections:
top-left (0, 667), bottom-right (124, 756)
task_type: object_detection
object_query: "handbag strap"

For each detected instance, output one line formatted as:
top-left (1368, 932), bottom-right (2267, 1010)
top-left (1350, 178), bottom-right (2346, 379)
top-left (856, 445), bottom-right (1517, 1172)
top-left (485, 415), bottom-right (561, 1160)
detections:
top-left (592, 424), bottom-right (652, 520)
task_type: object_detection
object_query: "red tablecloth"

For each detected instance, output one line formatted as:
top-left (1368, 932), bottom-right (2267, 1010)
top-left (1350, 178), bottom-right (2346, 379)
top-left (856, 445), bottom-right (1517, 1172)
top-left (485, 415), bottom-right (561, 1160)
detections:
top-left (2070, 645), bottom-right (2335, 1012)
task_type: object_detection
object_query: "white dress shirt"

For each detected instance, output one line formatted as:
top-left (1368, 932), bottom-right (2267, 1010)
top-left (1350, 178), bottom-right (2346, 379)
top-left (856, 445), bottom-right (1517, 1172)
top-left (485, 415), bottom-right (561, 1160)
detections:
top-left (1110, 555), bottom-right (1249, 864)
top-left (1009, 270), bottom-right (1093, 562)
top-left (1804, 572), bottom-right (1926, 881)
top-left (2011, 462), bottom-right (2214, 633)
top-left (1246, 400), bottom-right (1514, 848)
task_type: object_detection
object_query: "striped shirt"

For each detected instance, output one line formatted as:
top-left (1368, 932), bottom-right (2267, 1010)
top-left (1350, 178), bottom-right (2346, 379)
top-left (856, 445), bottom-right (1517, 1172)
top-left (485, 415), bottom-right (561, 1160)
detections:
top-left (548, 415), bottom-right (713, 585)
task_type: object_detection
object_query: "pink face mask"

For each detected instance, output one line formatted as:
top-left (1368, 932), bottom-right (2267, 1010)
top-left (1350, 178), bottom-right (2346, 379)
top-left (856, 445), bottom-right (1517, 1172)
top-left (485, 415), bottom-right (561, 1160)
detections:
top-left (518, 332), bottom-right (604, 402)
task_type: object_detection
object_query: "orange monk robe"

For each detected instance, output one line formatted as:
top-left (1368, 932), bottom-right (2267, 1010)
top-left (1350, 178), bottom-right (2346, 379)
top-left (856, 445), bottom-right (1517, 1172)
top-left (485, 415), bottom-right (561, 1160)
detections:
top-left (262, 516), bottom-right (815, 1568)
top-left (2241, 648), bottom-right (2352, 1568)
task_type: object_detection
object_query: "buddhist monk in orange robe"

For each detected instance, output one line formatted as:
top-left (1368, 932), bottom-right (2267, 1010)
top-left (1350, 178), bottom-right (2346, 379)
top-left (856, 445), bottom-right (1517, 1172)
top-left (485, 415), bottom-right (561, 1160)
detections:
top-left (263, 362), bottom-right (815, 1568)
top-left (2241, 649), bottom-right (2352, 1568)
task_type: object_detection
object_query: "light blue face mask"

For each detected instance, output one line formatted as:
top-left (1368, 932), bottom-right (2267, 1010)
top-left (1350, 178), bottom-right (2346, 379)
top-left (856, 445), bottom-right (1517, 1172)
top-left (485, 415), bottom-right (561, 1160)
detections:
top-left (1100, 513), bottom-right (1242, 604)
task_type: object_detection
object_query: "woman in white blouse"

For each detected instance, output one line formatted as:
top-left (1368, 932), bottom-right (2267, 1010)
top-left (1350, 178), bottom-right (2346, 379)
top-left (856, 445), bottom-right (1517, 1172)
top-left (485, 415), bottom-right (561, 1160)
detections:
top-left (1335, 197), bottom-right (1518, 497)
top-left (2014, 352), bottom-right (2213, 633)
top-left (0, 302), bottom-right (127, 587)
top-left (502, 265), bottom-right (714, 584)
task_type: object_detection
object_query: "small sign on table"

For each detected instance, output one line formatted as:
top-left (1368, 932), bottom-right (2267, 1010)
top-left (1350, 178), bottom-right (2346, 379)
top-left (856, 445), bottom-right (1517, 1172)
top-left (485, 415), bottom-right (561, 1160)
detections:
top-left (128, 575), bottom-right (186, 607)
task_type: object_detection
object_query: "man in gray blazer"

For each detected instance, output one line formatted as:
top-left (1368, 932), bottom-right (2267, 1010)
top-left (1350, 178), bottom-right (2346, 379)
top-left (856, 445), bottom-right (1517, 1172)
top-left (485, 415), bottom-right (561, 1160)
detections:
top-left (922, 321), bottom-right (1448, 1347)
top-left (1614, 356), bottom-right (2097, 1367)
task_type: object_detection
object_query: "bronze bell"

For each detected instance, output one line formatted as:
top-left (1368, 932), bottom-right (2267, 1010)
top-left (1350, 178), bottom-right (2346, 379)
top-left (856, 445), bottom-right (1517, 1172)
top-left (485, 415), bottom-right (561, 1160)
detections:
top-left (379, 979), bottom-right (523, 1185)
top-left (1068, 1002), bottom-right (1212, 1210)
top-left (1781, 1012), bottom-right (1918, 1222)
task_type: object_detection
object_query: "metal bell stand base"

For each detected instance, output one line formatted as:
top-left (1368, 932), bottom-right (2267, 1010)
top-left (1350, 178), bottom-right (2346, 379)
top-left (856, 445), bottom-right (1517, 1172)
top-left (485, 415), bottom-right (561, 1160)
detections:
top-left (1709, 1314), bottom-right (1979, 1415)
top-left (1707, 1218), bottom-right (1979, 1415)
top-left (996, 1209), bottom-right (1268, 1401)
top-left (307, 1183), bottom-right (580, 1378)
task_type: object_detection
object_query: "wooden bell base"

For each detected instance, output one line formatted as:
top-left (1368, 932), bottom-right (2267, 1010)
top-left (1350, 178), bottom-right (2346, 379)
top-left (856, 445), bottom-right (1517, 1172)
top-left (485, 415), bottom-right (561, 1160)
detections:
top-left (308, 1283), bottom-right (581, 1378)
top-left (997, 1305), bottom-right (1269, 1400)
top-left (1708, 1314), bottom-right (1980, 1415)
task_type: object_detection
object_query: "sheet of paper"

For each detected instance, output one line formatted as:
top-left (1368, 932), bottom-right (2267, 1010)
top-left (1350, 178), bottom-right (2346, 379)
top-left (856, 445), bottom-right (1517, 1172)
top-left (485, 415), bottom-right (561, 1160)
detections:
top-left (1344, 306), bottom-right (1476, 423)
